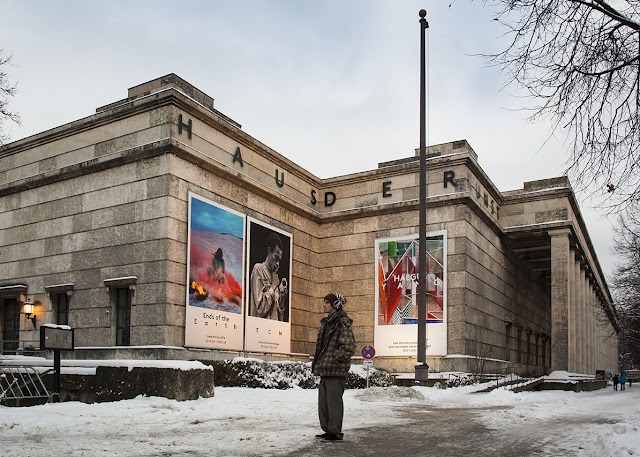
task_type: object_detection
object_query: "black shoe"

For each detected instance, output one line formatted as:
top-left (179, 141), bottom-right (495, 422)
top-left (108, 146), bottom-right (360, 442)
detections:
top-left (323, 433), bottom-right (343, 441)
top-left (315, 433), bottom-right (329, 439)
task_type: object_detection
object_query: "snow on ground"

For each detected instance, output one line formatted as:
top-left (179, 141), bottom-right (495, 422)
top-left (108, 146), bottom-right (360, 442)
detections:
top-left (1, 380), bottom-right (639, 456)
top-left (412, 381), bottom-right (640, 456)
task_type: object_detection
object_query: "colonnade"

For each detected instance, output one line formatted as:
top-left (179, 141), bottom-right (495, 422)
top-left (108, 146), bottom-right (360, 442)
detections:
top-left (550, 229), bottom-right (618, 374)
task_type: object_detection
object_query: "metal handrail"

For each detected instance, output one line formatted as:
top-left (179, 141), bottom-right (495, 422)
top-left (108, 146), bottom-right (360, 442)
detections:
top-left (0, 339), bottom-right (46, 359)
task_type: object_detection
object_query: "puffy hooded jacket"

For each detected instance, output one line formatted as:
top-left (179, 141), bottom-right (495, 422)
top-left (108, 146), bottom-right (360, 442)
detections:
top-left (312, 309), bottom-right (356, 377)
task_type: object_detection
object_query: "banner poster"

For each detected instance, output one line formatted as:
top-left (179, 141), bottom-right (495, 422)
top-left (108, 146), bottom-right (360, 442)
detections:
top-left (185, 193), bottom-right (246, 350)
top-left (244, 217), bottom-right (292, 354)
top-left (374, 231), bottom-right (447, 357)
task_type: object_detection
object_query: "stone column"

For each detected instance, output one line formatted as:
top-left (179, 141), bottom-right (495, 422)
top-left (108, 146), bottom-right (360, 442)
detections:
top-left (592, 289), bottom-right (598, 373)
top-left (578, 267), bottom-right (587, 373)
top-left (595, 293), bottom-right (602, 372)
top-left (568, 256), bottom-right (577, 373)
top-left (550, 229), bottom-right (571, 372)
top-left (597, 308), bottom-right (603, 370)
top-left (585, 285), bottom-right (591, 374)
top-left (588, 287), bottom-right (595, 373)
top-left (585, 274), bottom-right (591, 372)
top-left (585, 270), bottom-right (592, 373)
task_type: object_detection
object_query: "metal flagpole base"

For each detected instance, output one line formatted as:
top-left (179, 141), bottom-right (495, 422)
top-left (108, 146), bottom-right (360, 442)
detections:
top-left (415, 362), bottom-right (429, 386)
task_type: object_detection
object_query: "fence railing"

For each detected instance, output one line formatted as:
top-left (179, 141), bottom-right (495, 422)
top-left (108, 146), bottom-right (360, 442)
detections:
top-left (484, 366), bottom-right (547, 391)
top-left (0, 340), bottom-right (47, 359)
top-left (0, 365), bottom-right (52, 405)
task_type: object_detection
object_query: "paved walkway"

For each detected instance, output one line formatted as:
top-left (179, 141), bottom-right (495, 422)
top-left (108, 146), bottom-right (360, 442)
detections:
top-left (279, 402), bottom-right (614, 457)
top-left (279, 405), bottom-right (514, 457)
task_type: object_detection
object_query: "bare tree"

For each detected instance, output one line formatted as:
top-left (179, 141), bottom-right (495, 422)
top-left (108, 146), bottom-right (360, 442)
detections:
top-left (480, 1), bottom-right (640, 210)
top-left (611, 206), bottom-right (640, 368)
top-left (0, 49), bottom-right (20, 145)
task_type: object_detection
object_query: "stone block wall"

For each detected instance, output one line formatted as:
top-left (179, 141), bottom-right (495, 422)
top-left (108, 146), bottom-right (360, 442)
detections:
top-left (1, 132), bottom-right (553, 375)
top-left (0, 150), bottom-right (180, 347)
top-left (460, 206), bottom-right (550, 369)
top-left (50, 365), bottom-right (216, 403)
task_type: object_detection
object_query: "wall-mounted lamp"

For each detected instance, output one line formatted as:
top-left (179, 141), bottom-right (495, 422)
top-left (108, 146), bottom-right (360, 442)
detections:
top-left (23, 300), bottom-right (36, 329)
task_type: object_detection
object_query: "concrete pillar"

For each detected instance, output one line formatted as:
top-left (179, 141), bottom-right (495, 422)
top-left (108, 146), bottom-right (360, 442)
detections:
top-left (550, 229), bottom-right (571, 372)
top-left (592, 291), bottom-right (597, 373)
top-left (596, 296), bottom-right (603, 372)
top-left (568, 256), bottom-right (577, 373)
top-left (592, 290), bottom-right (598, 373)
top-left (586, 275), bottom-right (591, 372)
top-left (598, 310), bottom-right (604, 370)
top-left (579, 268), bottom-right (586, 373)
top-left (588, 287), bottom-right (595, 374)
top-left (586, 271), bottom-right (592, 374)
top-left (592, 302), bottom-right (602, 374)
top-left (585, 285), bottom-right (591, 374)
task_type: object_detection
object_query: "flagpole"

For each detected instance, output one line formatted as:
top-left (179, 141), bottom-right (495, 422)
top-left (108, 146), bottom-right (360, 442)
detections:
top-left (415, 8), bottom-right (429, 386)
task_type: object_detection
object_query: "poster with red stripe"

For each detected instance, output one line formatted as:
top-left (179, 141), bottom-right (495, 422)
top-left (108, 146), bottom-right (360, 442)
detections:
top-left (185, 192), bottom-right (246, 350)
top-left (374, 231), bottom-right (447, 357)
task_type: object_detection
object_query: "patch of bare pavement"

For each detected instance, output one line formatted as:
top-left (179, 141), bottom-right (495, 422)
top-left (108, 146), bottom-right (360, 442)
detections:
top-left (279, 403), bottom-right (614, 457)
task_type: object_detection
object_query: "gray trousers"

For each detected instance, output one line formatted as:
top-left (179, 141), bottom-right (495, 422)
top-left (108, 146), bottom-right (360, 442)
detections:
top-left (318, 376), bottom-right (347, 438)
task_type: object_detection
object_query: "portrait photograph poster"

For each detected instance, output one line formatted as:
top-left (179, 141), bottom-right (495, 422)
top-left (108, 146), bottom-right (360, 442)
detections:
top-left (184, 193), bottom-right (246, 350)
top-left (374, 231), bottom-right (447, 357)
top-left (244, 217), bottom-right (292, 354)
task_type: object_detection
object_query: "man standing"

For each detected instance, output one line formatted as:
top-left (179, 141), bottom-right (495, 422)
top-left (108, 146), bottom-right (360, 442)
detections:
top-left (312, 293), bottom-right (356, 441)
top-left (249, 232), bottom-right (288, 320)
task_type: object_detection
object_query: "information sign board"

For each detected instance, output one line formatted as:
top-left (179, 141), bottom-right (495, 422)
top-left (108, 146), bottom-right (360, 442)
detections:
top-left (40, 326), bottom-right (74, 351)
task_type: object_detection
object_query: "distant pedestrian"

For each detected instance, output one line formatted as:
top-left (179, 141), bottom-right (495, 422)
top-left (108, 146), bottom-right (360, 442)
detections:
top-left (613, 374), bottom-right (619, 391)
top-left (312, 293), bottom-right (356, 441)
top-left (620, 373), bottom-right (627, 391)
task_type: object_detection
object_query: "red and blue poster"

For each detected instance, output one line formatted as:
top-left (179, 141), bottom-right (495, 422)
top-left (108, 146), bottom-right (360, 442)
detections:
top-left (374, 231), bottom-right (447, 356)
top-left (185, 192), bottom-right (245, 350)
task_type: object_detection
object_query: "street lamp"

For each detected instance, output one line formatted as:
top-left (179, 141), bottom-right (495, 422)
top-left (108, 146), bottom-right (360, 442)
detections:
top-left (23, 300), bottom-right (37, 329)
top-left (415, 8), bottom-right (430, 386)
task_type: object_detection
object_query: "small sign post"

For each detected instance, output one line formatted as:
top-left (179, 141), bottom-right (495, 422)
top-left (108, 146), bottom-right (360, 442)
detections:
top-left (361, 345), bottom-right (376, 388)
top-left (40, 325), bottom-right (74, 402)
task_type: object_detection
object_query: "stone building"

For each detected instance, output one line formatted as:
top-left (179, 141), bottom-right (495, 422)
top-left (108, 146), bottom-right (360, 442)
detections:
top-left (0, 74), bottom-right (618, 375)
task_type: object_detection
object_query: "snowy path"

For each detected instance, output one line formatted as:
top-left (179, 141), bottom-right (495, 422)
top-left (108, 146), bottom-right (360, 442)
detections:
top-left (1, 385), bottom-right (638, 456)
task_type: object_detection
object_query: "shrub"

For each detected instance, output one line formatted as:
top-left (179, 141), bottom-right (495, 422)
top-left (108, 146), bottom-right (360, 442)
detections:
top-left (443, 374), bottom-right (476, 388)
top-left (206, 358), bottom-right (393, 389)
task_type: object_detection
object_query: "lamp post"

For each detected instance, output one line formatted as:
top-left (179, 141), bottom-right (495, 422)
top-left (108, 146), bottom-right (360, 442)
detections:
top-left (415, 8), bottom-right (430, 386)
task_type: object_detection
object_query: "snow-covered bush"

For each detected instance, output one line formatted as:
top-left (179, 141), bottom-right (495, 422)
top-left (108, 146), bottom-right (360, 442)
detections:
top-left (443, 374), bottom-right (476, 388)
top-left (208, 358), bottom-right (393, 389)
top-left (346, 367), bottom-right (393, 389)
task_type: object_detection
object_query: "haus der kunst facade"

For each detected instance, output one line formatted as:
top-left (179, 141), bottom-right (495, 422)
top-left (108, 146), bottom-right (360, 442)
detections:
top-left (0, 75), bottom-right (618, 375)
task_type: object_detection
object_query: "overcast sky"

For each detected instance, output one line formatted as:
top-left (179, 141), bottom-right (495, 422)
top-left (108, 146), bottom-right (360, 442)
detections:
top-left (0, 0), bottom-right (618, 278)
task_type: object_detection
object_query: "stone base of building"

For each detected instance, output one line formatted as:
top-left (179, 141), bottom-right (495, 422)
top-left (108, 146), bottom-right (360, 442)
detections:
top-left (376, 355), bottom-right (548, 377)
top-left (64, 346), bottom-right (311, 363)
top-left (49, 365), bottom-right (216, 403)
